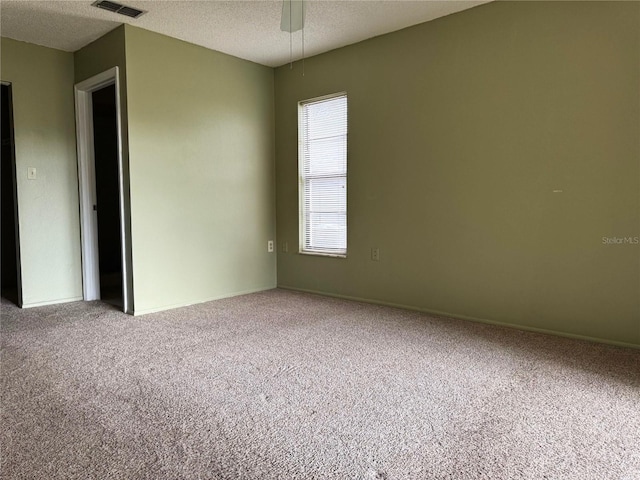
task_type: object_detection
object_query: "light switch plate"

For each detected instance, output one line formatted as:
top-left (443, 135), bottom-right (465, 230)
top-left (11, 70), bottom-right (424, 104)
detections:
top-left (27, 167), bottom-right (37, 180)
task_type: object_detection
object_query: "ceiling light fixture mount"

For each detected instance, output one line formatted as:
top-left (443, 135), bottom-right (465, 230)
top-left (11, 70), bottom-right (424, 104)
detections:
top-left (280, 0), bottom-right (304, 33)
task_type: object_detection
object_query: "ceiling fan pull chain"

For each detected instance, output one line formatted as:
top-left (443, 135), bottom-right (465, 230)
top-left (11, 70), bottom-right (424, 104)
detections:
top-left (302, 0), bottom-right (305, 77)
top-left (289, 0), bottom-right (293, 69)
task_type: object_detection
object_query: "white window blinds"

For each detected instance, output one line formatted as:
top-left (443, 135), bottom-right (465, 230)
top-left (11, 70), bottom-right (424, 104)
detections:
top-left (299, 94), bottom-right (348, 256)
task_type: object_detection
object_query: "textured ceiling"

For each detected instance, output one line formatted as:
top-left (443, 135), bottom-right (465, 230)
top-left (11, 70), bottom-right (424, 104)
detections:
top-left (0, 0), bottom-right (490, 67)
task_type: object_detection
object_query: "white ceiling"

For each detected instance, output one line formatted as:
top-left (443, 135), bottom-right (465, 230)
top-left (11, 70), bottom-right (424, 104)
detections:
top-left (0, 0), bottom-right (490, 67)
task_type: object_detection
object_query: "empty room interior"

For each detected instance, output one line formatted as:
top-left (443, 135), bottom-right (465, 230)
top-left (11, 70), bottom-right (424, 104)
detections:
top-left (1, 1), bottom-right (639, 478)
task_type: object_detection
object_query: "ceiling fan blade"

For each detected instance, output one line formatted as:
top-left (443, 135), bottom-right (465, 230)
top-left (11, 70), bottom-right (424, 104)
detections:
top-left (281, 0), bottom-right (305, 33)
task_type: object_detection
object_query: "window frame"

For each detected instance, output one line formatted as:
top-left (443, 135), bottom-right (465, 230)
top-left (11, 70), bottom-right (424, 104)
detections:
top-left (298, 92), bottom-right (348, 258)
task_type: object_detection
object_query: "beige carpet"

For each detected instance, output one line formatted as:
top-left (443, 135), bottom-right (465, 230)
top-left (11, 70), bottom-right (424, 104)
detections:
top-left (1, 289), bottom-right (639, 479)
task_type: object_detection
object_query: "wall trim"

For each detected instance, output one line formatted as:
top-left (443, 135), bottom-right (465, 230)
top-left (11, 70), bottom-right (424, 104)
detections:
top-left (278, 285), bottom-right (640, 350)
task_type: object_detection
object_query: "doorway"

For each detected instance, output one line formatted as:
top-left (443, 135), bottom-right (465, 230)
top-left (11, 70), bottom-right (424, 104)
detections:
top-left (92, 85), bottom-right (123, 307)
top-left (75, 67), bottom-right (132, 313)
top-left (1, 83), bottom-right (22, 306)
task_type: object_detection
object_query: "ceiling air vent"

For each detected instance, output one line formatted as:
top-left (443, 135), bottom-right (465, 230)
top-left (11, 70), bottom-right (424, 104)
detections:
top-left (92, 0), bottom-right (145, 19)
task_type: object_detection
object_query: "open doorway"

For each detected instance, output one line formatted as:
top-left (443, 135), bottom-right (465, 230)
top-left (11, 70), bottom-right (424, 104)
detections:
top-left (1, 83), bottom-right (22, 306)
top-left (75, 67), bottom-right (132, 313)
top-left (92, 85), bottom-right (123, 307)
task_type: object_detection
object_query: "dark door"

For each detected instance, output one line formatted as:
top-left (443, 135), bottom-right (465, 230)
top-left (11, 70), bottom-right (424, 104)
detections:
top-left (1, 84), bottom-right (20, 305)
top-left (92, 85), bottom-right (123, 307)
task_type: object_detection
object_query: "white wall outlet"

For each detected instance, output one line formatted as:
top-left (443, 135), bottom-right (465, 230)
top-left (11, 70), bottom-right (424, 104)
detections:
top-left (282, 241), bottom-right (289, 253)
top-left (371, 248), bottom-right (380, 261)
top-left (268, 240), bottom-right (274, 253)
top-left (27, 167), bottom-right (37, 180)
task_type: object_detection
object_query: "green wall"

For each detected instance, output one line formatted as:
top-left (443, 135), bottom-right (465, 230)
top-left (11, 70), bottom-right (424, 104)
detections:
top-left (2, 3), bottom-right (637, 345)
top-left (275, 2), bottom-right (640, 346)
top-left (74, 25), bottom-right (129, 152)
top-left (124, 27), bottom-right (276, 314)
top-left (1, 38), bottom-right (82, 306)
top-left (74, 26), bottom-right (126, 84)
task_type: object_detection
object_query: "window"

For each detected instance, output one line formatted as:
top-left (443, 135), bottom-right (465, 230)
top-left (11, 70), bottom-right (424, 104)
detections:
top-left (299, 93), bottom-right (348, 256)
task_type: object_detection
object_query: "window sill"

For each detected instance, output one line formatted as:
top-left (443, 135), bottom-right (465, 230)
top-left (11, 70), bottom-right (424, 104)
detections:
top-left (299, 250), bottom-right (347, 259)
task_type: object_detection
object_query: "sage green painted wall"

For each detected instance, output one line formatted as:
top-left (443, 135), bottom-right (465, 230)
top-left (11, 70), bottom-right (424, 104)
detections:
top-left (74, 26), bottom-right (126, 86)
top-left (73, 25), bottom-right (128, 142)
top-left (275, 2), bottom-right (640, 346)
top-left (124, 26), bottom-right (276, 314)
top-left (0, 38), bottom-right (82, 306)
top-left (74, 25), bottom-right (134, 312)
top-left (74, 25), bottom-right (129, 144)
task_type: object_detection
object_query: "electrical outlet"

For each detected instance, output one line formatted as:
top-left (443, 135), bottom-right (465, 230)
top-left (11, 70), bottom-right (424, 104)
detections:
top-left (371, 248), bottom-right (380, 261)
top-left (282, 241), bottom-right (289, 253)
top-left (268, 240), bottom-right (274, 253)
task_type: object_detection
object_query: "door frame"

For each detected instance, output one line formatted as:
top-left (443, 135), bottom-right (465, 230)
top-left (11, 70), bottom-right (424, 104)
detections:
top-left (74, 67), bottom-right (132, 313)
top-left (1, 81), bottom-right (23, 307)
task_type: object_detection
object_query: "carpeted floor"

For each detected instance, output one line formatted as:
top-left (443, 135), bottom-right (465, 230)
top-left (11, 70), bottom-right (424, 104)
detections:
top-left (1, 289), bottom-right (639, 479)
